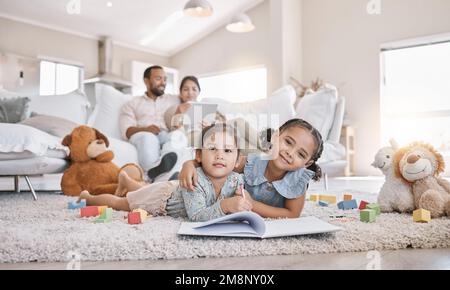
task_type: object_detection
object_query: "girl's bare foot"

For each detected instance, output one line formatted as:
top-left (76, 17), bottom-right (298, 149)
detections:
top-left (115, 171), bottom-right (145, 197)
top-left (79, 190), bottom-right (91, 202)
top-left (115, 171), bottom-right (129, 197)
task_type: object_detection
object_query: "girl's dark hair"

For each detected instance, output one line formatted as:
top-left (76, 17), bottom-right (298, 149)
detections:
top-left (180, 76), bottom-right (201, 93)
top-left (199, 123), bottom-right (240, 159)
top-left (263, 119), bottom-right (324, 181)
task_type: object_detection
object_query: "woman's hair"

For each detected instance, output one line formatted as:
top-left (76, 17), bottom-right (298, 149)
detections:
top-left (200, 123), bottom-right (240, 159)
top-left (264, 119), bottom-right (324, 181)
top-left (179, 76), bottom-right (201, 93)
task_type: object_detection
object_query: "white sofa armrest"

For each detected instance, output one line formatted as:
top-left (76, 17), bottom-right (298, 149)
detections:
top-left (327, 96), bottom-right (346, 144)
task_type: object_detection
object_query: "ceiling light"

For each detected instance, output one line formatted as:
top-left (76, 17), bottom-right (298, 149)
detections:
top-left (183, 0), bottom-right (213, 17)
top-left (226, 13), bottom-right (255, 33)
top-left (106, 1), bottom-right (113, 8)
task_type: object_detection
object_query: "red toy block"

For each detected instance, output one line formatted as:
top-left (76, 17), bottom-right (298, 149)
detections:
top-left (128, 212), bottom-right (142, 224)
top-left (359, 200), bottom-right (369, 210)
top-left (80, 206), bottom-right (99, 217)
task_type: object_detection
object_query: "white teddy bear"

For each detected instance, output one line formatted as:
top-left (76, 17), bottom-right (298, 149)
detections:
top-left (372, 139), bottom-right (415, 213)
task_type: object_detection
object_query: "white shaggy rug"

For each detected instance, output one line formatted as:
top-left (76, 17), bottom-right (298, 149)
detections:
top-left (1, 192), bottom-right (449, 263)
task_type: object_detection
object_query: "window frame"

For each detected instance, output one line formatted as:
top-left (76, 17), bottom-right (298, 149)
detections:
top-left (380, 34), bottom-right (450, 151)
top-left (38, 56), bottom-right (84, 96)
top-left (197, 65), bottom-right (268, 103)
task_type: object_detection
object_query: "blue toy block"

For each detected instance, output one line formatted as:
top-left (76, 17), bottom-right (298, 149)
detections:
top-left (68, 199), bottom-right (86, 210)
top-left (318, 201), bottom-right (329, 207)
top-left (338, 200), bottom-right (358, 210)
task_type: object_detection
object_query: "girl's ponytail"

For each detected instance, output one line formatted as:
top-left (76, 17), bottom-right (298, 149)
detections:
top-left (307, 161), bottom-right (322, 181)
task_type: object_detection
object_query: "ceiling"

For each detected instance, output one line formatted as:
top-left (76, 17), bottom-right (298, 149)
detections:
top-left (0, 0), bottom-right (263, 57)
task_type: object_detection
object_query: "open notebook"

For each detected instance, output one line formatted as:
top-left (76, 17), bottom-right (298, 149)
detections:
top-left (177, 211), bottom-right (342, 239)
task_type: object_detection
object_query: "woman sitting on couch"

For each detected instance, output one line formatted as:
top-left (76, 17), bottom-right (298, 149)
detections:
top-left (165, 76), bottom-right (226, 145)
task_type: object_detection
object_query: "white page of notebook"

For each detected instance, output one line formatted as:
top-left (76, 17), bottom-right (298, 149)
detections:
top-left (262, 216), bottom-right (342, 238)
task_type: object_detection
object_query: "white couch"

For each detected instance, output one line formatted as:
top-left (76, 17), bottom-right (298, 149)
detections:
top-left (0, 87), bottom-right (139, 199)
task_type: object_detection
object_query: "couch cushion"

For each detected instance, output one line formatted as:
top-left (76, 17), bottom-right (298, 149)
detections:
top-left (295, 85), bottom-right (338, 141)
top-left (20, 114), bottom-right (78, 138)
top-left (203, 85), bottom-right (296, 131)
top-left (108, 137), bottom-right (139, 168)
top-left (88, 84), bottom-right (133, 140)
top-left (0, 123), bottom-right (68, 157)
top-left (29, 90), bottom-right (90, 125)
top-left (0, 97), bottom-right (30, 123)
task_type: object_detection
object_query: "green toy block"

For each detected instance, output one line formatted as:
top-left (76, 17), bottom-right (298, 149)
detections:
top-left (95, 208), bottom-right (113, 223)
top-left (366, 203), bottom-right (380, 216)
top-left (360, 209), bottom-right (376, 223)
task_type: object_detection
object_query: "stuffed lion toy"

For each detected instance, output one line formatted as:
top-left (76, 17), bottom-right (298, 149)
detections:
top-left (61, 126), bottom-right (144, 196)
top-left (394, 142), bottom-right (450, 218)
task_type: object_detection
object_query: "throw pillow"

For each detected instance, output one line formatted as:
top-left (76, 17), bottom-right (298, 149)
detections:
top-left (202, 85), bottom-right (297, 132)
top-left (0, 97), bottom-right (31, 123)
top-left (295, 85), bottom-right (338, 141)
top-left (87, 83), bottom-right (133, 140)
top-left (20, 114), bottom-right (78, 138)
top-left (29, 90), bottom-right (90, 125)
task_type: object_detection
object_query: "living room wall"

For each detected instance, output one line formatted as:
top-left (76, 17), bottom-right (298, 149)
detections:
top-left (171, 0), bottom-right (303, 98)
top-left (170, 0), bottom-right (271, 91)
top-left (301, 0), bottom-right (450, 175)
top-left (0, 16), bottom-right (169, 83)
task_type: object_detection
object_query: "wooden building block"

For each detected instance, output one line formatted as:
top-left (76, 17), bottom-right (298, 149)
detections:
top-left (319, 195), bottom-right (337, 204)
top-left (359, 201), bottom-right (369, 210)
top-left (413, 209), bottom-right (431, 223)
top-left (132, 209), bottom-right (148, 221)
top-left (366, 204), bottom-right (381, 216)
top-left (95, 208), bottom-right (113, 223)
top-left (309, 195), bottom-right (319, 202)
top-left (360, 209), bottom-right (376, 223)
top-left (80, 206), bottom-right (99, 217)
top-left (68, 200), bottom-right (86, 210)
top-left (128, 212), bottom-right (142, 224)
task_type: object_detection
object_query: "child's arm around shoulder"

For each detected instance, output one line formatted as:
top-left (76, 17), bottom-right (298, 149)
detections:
top-left (234, 156), bottom-right (247, 174)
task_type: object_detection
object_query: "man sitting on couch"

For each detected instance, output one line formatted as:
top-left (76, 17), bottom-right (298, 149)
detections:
top-left (119, 65), bottom-right (180, 182)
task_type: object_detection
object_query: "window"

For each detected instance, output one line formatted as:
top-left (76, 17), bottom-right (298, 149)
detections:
top-left (198, 67), bottom-right (267, 103)
top-left (39, 60), bottom-right (82, 95)
top-left (381, 40), bottom-right (450, 153)
top-left (130, 61), bottom-right (178, 96)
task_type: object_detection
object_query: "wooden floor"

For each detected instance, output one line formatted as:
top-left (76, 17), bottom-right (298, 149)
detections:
top-left (1, 249), bottom-right (449, 270)
top-left (1, 175), bottom-right (449, 270)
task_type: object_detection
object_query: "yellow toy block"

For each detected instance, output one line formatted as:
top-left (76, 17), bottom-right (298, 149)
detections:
top-left (98, 206), bottom-right (108, 215)
top-left (133, 209), bottom-right (148, 221)
top-left (343, 194), bottom-right (353, 201)
top-left (413, 209), bottom-right (431, 223)
top-left (319, 195), bottom-right (337, 204)
top-left (309, 195), bottom-right (318, 202)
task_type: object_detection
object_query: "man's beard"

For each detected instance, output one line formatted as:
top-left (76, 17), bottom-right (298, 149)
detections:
top-left (151, 87), bottom-right (165, 97)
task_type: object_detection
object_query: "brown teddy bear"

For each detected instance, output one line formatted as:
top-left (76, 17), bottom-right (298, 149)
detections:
top-left (61, 125), bottom-right (143, 196)
top-left (394, 142), bottom-right (450, 218)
